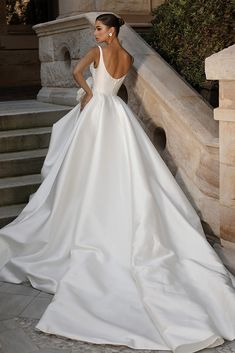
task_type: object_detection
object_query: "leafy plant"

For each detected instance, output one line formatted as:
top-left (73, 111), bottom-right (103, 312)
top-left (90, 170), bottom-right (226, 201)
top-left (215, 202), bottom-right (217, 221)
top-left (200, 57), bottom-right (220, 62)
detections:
top-left (148, 0), bottom-right (235, 90)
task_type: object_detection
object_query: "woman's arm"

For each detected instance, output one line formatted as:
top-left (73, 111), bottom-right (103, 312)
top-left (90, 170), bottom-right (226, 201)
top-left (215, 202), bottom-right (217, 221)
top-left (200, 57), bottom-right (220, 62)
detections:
top-left (73, 46), bottom-right (98, 110)
top-left (73, 46), bottom-right (97, 94)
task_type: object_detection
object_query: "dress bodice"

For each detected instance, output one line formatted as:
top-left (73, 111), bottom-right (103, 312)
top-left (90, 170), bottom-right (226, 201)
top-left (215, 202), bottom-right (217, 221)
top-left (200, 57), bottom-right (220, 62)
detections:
top-left (90, 45), bottom-right (127, 96)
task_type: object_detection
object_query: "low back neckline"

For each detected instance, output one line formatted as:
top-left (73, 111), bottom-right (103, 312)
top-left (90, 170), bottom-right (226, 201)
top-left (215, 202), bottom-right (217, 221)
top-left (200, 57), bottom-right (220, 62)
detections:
top-left (94, 45), bottom-right (127, 81)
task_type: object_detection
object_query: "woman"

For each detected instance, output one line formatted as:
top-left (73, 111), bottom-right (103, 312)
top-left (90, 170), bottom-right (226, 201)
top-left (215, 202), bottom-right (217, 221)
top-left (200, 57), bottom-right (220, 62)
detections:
top-left (0, 13), bottom-right (235, 353)
top-left (73, 14), bottom-right (133, 112)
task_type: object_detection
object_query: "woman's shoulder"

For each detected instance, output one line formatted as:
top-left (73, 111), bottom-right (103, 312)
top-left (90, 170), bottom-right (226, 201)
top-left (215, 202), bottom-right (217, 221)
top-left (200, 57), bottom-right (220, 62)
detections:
top-left (86, 46), bottom-right (100, 56)
top-left (84, 46), bottom-right (100, 65)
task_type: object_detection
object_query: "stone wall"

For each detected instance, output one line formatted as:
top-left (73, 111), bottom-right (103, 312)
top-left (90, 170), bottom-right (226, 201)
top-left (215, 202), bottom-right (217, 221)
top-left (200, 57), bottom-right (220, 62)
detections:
top-left (0, 0), bottom-right (59, 90)
top-left (0, 25), bottom-right (40, 89)
top-left (0, 0), bottom-right (40, 89)
top-left (34, 16), bottom-right (96, 105)
top-left (33, 12), bottom-right (220, 238)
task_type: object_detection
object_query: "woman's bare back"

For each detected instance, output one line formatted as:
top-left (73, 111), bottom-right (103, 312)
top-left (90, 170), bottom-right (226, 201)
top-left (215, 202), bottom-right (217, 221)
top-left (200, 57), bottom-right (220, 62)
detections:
top-left (94, 46), bottom-right (133, 79)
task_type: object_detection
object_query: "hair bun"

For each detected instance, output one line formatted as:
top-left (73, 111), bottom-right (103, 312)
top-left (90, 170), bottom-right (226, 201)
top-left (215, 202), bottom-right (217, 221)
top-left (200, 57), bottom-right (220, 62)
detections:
top-left (118, 17), bottom-right (125, 26)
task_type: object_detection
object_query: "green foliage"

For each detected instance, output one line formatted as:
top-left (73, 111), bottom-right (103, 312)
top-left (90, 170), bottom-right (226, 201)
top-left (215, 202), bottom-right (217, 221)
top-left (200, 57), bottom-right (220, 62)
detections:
top-left (149, 0), bottom-right (235, 87)
top-left (6, 0), bottom-right (49, 25)
top-left (6, 0), bottom-right (25, 24)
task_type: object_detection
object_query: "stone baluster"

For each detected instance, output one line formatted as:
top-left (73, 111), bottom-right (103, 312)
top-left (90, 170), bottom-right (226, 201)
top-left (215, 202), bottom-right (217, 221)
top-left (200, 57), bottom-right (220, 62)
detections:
top-left (205, 45), bottom-right (235, 249)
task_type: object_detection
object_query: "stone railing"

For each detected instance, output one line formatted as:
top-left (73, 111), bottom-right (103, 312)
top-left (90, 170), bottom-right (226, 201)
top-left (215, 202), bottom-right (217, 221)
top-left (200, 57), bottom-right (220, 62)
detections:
top-left (33, 12), bottom-right (219, 238)
top-left (206, 45), bottom-right (235, 249)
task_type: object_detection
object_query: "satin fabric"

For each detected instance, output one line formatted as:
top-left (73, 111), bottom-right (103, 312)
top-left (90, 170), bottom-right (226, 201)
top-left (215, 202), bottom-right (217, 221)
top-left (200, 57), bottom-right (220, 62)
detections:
top-left (0, 45), bottom-right (235, 353)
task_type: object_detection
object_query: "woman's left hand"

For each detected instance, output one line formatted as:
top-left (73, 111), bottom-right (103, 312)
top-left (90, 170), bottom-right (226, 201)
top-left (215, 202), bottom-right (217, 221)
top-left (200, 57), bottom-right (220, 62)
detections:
top-left (81, 92), bottom-right (93, 111)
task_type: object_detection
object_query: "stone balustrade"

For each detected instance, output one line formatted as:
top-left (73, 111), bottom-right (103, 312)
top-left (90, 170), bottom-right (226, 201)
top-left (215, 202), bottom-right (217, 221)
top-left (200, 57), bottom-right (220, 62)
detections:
top-left (205, 45), bottom-right (235, 249)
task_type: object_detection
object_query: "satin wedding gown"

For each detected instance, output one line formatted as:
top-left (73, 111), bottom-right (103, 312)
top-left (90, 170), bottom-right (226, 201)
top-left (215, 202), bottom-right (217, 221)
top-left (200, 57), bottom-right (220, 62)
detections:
top-left (0, 45), bottom-right (235, 353)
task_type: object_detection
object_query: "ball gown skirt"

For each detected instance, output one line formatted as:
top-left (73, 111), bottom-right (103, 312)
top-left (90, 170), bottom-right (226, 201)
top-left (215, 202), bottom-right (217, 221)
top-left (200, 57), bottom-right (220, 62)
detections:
top-left (0, 45), bottom-right (235, 353)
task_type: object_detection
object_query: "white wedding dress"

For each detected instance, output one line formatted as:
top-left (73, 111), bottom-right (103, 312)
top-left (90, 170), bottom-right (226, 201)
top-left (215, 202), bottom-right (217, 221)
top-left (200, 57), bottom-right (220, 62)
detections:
top-left (0, 45), bottom-right (235, 353)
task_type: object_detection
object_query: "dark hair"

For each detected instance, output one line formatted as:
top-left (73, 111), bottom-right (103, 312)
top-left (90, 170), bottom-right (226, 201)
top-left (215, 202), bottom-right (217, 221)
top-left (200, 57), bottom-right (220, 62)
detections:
top-left (95, 13), bottom-right (125, 35)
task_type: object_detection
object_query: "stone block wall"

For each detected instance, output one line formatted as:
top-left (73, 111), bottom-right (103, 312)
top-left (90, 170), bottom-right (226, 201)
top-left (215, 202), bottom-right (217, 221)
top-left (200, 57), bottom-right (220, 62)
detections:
top-left (0, 21), bottom-right (40, 89)
top-left (34, 17), bottom-right (96, 105)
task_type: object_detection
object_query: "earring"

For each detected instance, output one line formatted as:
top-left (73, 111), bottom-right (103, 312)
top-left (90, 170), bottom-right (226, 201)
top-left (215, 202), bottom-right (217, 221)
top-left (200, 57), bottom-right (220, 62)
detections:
top-left (109, 33), bottom-right (112, 37)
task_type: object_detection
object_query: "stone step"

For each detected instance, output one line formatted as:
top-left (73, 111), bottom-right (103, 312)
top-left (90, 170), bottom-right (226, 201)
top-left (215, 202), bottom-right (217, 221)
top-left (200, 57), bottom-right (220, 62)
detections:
top-left (0, 100), bottom-right (71, 222)
top-left (0, 174), bottom-right (41, 207)
top-left (0, 203), bottom-right (27, 229)
top-left (0, 148), bottom-right (47, 178)
top-left (0, 126), bottom-right (52, 153)
top-left (0, 110), bottom-right (67, 131)
top-left (0, 100), bottom-right (72, 131)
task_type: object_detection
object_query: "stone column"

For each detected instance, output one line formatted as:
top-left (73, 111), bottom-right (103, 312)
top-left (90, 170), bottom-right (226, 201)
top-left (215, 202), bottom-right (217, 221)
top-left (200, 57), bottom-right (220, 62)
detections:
top-left (205, 45), bottom-right (235, 249)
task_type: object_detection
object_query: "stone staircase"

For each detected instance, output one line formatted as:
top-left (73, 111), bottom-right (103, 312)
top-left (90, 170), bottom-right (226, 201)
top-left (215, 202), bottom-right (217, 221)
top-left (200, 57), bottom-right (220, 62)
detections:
top-left (0, 100), bottom-right (72, 228)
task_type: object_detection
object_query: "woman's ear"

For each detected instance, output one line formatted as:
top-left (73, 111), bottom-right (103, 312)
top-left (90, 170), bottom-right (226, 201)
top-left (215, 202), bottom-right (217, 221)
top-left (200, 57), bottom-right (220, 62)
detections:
top-left (110, 27), bottom-right (116, 36)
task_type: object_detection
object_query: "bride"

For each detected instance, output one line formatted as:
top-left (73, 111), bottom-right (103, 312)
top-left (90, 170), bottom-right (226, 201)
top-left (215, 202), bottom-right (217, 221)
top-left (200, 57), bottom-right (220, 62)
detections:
top-left (0, 13), bottom-right (235, 353)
